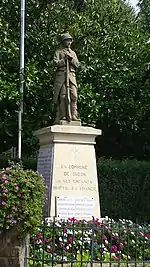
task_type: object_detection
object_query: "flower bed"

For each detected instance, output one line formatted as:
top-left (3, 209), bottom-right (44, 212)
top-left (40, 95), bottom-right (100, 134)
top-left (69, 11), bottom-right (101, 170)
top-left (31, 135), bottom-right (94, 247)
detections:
top-left (29, 218), bottom-right (150, 267)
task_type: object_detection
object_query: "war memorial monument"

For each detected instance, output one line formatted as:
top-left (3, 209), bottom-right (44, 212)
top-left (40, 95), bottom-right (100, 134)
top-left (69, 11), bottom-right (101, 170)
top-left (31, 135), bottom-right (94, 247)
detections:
top-left (35, 33), bottom-right (101, 219)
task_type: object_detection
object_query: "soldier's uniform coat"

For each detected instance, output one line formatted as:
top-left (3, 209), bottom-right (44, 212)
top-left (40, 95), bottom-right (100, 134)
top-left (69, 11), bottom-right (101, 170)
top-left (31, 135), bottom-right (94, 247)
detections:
top-left (53, 47), bottom-right (79, 104)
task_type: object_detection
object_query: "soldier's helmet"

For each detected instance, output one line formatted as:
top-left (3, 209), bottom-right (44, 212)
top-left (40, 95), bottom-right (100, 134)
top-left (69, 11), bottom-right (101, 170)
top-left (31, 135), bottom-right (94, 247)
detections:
top-left (61, 32), bottom-right (73, 42)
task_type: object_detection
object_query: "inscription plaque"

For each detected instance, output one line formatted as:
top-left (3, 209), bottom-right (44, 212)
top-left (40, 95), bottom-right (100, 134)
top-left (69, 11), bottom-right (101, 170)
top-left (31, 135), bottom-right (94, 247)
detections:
top-left (37, 144), bottom-right (54, 216)
top-left (56, 196), bottom-right (94, 219)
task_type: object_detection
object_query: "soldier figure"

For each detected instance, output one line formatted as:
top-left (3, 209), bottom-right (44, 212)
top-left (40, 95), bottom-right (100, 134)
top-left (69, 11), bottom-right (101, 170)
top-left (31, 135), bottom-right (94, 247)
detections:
top-left (53, 32), bottom-right (79, 122)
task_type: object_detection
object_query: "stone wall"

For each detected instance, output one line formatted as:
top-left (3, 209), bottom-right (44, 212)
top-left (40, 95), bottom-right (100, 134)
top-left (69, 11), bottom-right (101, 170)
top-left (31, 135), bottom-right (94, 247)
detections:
top-left (0, 230), bottom-right (29, 267)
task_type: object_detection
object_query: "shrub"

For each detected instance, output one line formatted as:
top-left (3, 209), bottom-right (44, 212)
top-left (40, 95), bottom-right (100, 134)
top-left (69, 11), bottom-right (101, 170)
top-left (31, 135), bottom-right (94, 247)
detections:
top-left (0, 162), bottom-right (45, 236)
top-left (97, 158), bottom-right (150, 222)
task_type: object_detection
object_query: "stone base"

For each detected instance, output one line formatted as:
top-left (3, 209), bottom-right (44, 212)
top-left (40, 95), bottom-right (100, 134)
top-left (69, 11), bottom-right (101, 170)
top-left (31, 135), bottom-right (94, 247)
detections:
top-left (35, 125), bottom-right (102, 219)
top-left (54, 119), bottom-right (81, 126)
top-left (0, 231), bottom-right (29, 267)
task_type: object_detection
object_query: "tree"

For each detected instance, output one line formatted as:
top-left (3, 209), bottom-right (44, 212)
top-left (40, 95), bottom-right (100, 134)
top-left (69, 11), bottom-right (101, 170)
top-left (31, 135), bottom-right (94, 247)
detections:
top-left (138, 0), bottom-right (150, 33)
top-left (0, 0), bottom-right (150, 159)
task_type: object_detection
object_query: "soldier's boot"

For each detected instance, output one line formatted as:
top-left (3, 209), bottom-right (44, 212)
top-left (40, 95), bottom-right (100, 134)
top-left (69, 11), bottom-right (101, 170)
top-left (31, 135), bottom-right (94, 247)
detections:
top-left (71, 102), bottom-right (78, 121)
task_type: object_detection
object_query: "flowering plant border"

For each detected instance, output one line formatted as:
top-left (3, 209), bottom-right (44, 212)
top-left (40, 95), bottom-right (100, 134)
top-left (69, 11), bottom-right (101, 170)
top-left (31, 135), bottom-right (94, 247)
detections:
top-left (29, 217), bottom-right (150, 266)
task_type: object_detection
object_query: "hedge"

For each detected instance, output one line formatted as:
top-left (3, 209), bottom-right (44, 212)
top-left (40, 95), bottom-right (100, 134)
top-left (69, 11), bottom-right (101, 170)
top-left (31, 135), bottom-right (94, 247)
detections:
top-left (98, 158), bottom-right (150, 222)
top-left (1, 155), bottom-right (150, 222)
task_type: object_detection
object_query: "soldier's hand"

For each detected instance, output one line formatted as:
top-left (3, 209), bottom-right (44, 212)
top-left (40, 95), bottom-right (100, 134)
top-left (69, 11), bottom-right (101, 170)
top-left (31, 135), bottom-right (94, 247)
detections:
top-left (65, 52), bottom-right (73, 60)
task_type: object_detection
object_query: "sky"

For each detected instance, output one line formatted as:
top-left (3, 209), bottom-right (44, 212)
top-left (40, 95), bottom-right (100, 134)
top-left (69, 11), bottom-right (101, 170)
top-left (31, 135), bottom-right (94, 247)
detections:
top-left (129, 0), bottom-right (139, 9)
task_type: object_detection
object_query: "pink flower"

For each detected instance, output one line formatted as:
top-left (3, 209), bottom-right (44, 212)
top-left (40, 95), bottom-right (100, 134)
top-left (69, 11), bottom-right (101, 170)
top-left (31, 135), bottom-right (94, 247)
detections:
top-left (68, 217), bottom-right (76, 222)
top-left (6, 167), bottom-right (12, 170)
top-left (105, 240), bottom-right (109, 246)
top-left (2, 188), bottom-right (8, 193)
top-left (1, 201), bottom-right (6, 205)
top-left (119, 242), bottom-right (124, 249)
top-left (112, 233), bottom-right (119, 239)
top-left (46, 248), bottom-right (51, 253)
top-left (38, 232), bottom-right (43, 237)
top-left (17, 193), bottom-right (22, 197)
top-left (103, 235), bottom-right (107, 240)
top-left (112, 254), bottom-right (119, 260)
top-left (111, 245), bottom-right (118, 252)
top-left (1, 175), bottom-right (7, 182)
top-left (145, 234), bottom-right (150, 239)
top-left (68, 236), bottom-right (73, 243)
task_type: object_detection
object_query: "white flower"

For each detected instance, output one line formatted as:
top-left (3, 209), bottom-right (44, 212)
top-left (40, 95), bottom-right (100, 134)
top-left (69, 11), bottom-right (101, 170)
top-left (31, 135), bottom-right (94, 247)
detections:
top-left (67, 229), bottom-right (73, 234)
top-left (99, 244), bottom-right (105, 248)
top-left (62, 233), bottom-right (67, 237)
top-left (132, 239), bottom-right (135, 244)
top-left (139, 231), bottom-right (144, 236)
top-left (59, 237), bottom-right (62, 241)
top-left (147, 39), bottom-right (150, 44)
top-left (105, 240), bottom-right (109, 246)
top-left (37, 240), bottom-right (42, 245)
top-left (63, 256), bottom-right (68, 262)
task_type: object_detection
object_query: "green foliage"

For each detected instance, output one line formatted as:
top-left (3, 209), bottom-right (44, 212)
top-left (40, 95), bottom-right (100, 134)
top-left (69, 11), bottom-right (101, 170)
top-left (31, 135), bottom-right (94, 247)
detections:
top-left (0, 163), bottom-right (45, 236)
top-left (0, 155), bottom-right (37, 170)
top-left (138, 0), bottom-right (150, 33)
top-left (98, 158), bottom-right (150, 222)
top-left (0, 0), bottom-right (150, 159)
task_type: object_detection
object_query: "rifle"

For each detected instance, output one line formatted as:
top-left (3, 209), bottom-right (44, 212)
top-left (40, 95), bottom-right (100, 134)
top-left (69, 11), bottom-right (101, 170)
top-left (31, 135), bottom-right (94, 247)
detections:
top-left (66, 58), bottom-right (72, 121)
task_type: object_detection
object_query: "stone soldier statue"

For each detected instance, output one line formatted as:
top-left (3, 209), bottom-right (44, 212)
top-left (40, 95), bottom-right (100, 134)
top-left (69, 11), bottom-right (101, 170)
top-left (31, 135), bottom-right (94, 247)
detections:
top-left (53, 32), bottom-right (79, 122)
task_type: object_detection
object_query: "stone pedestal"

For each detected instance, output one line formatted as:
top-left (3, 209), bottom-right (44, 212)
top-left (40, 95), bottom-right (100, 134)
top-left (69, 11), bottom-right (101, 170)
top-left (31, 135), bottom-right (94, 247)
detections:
top-left (35, 124), bottom-right (102, 219)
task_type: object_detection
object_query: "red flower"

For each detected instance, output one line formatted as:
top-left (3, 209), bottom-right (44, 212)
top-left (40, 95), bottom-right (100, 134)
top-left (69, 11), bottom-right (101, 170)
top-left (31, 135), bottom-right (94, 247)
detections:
top-left (38, 232), bottom-right (43, 237)
top-left (68, 236), bottom-right (73, 243)
top-left (46, 248), bottom-right (51, 253)
top-left (111, 245), bottom-right (118, 252)
top-left (145, 234), bottom-right (150, 239)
